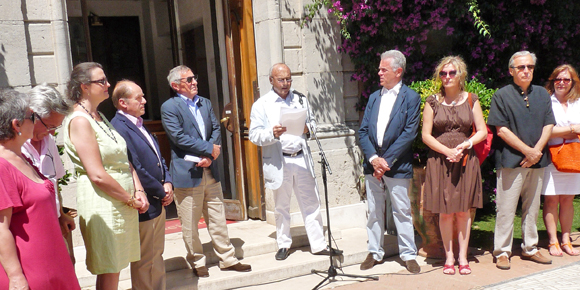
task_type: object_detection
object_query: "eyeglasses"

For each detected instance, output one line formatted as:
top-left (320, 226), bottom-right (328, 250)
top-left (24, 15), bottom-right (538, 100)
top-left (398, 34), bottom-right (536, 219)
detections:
top-left (88, 78), bottom-right (108, 86)
top-left (25, 111), bottom-right (36, 123)
top-left (554, 78), bottom-right (572, 84)
top-left (510, 65), bottom-right (535, 71)
top-left (439, 70), bottom-right (457, 78)
top-left (35, 112), bottom-right (61, 131)
top-left (179, 75), bottom-right (198, 84)
top-left (275, 78), bottom-right (292, 84)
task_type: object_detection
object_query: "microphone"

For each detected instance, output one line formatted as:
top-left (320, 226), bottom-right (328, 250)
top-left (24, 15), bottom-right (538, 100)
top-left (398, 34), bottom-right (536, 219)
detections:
top-left (293, 90), bottom-right (305, 105)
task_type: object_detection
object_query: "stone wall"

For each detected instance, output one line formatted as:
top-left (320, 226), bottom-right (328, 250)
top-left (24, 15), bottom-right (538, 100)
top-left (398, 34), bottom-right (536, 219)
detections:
top-left (253, 0), bottom-right (366, 230)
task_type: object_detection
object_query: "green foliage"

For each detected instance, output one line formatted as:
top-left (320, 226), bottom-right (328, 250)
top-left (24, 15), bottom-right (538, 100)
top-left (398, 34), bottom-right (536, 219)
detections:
top-left (57, 144), bottom-right (71, 193)
top-left (467, 0), bottom-right (491, 38)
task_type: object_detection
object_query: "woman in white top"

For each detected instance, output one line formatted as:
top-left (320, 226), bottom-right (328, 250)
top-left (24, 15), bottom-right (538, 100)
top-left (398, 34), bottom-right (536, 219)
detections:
top-left (542, 64), bottom-right (580, 257)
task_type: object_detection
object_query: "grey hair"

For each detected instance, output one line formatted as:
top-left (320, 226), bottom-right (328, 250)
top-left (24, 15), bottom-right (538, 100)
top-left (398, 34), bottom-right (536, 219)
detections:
top-left (28, 83), bottom-right (72, 118)
top-left (0, 88), bottom-right (30, 141)
top-left (508, 51), bottom-right (537, 69)
top-left (269, 63), bottom-right (289, 77)
top-left (381, 50), bottom-right (406, 76)
top-left (167, 65), bottom-right (191, 90)
top-left (66, 62), bottom-right (103, 103)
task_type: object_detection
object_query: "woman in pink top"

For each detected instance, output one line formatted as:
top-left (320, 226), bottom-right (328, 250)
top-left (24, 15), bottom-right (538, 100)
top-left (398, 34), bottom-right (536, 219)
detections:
top-left (0, 88), bottom-right (80, 290)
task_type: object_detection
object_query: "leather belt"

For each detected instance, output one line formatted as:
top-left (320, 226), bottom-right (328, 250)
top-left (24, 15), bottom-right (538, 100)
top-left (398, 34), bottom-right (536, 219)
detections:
top-left (282, 150), bottom-right (303, 157)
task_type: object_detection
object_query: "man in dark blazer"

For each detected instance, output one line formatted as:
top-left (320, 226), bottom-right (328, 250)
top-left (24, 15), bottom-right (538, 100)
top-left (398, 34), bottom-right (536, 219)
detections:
top-left (110, 80), bottom-right (173, 290)
top-left (161, 65), bottom-right (251, 278)
top-left (358, 50), bottom-right (422, 273)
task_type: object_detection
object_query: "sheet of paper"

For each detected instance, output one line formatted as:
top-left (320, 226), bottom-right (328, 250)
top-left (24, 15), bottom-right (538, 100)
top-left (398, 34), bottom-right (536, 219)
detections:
top-left (184, 155), bottom-right (202, 163)
top-left (279, 107), bottom-right (308, 136)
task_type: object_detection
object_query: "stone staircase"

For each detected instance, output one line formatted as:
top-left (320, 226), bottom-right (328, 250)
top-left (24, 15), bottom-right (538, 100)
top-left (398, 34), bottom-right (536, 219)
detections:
top-left (76, 219), bottom-right (400, 290)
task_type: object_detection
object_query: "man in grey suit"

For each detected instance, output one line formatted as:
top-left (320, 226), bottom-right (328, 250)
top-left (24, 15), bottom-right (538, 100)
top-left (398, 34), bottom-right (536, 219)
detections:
top-left (358, 50), bottom-right (421, 273)
top-left (161, 65), bottom-right (251, 278)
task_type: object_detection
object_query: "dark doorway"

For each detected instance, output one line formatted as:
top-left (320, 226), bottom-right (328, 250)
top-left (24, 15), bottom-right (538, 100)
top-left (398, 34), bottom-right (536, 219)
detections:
top-left (88, 16), bottom-right (148, 120)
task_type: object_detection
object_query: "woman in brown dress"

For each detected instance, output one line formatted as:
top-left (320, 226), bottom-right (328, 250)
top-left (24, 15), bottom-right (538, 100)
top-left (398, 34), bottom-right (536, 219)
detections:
top-left (422, 56), bottom-right (487, 275)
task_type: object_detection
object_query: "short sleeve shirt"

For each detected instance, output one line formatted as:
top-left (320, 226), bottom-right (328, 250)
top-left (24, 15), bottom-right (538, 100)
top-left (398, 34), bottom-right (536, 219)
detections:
top-left (487, 83), bottom-right (556, 169)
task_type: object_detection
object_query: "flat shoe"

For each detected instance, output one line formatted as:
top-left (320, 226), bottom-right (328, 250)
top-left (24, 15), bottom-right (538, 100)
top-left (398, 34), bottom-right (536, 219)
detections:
top-left (548, 242), bottom-right (563, 257)
top-left (459, 264), bottom-right (471, 275)
top-left (562, 242), bottom-right (580, 256)
top-left (275, 248), bottom-right (290, 260)
top-left (443, 264), bottom-right (455, 275)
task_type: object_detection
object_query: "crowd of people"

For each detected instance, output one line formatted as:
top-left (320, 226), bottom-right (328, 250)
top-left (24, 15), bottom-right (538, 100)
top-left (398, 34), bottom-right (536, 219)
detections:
top-left (0, 48), bottom-right (579, 289)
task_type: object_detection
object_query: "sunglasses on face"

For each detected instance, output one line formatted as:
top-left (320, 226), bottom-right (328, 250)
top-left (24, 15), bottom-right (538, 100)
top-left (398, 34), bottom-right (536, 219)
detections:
top-left (180, 75), bottom-right (198, 84)
top-left (35, 112), bottom-right (61, 131)
top-left (510, 65), bottom-right (535, 71)
top-left (25, 111), bottom-right (36, 123)
top-left (439, 70), bottom-right (457, 77)
top-left (88, 77), bottom-right (108, 86)
top-left (554, 78), bottom-right (572, 85)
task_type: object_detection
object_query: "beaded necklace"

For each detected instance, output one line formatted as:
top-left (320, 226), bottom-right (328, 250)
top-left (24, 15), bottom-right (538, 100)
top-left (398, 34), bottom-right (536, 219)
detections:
top-left (77, 102), bottom-right (118, 143)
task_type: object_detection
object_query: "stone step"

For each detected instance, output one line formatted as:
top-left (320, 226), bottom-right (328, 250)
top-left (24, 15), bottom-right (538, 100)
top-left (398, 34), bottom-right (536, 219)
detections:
top-left (76, 220), bottom-right (346, 289)
top-left (165, 228), bottom-right (399, 290)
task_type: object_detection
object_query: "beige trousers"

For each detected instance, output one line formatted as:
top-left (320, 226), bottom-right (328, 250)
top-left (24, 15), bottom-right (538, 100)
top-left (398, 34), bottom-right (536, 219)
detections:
top-left (174, 168), bottom-right (238, 269)
top-left (131, 208), bottom-right (166, 290)
top-left (493, 167), bottom-right (544, 258)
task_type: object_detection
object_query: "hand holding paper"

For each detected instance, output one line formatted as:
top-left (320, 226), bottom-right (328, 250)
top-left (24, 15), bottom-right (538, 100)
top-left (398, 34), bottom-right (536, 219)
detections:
top-left (279, 107), bottom-right (308, 136)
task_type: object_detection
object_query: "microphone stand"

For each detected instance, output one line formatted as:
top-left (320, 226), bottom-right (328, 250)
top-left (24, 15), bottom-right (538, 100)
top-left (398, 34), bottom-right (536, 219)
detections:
top-left (292, 91), bottom-right (378, 289)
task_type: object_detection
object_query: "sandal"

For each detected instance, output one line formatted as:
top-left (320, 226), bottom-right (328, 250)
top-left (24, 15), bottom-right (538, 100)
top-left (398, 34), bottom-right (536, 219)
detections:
top-left (562, 242), bottom-right (580, 256)
top-left (443, 264), bottom-right (455, 275)
top-left (458, 264), bottom-right (471, 275)
top-left (548, 242), bottom-right (563, 257)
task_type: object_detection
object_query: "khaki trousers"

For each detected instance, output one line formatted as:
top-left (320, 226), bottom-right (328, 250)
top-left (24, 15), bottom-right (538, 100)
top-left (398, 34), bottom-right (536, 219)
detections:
top-left (174, 168), bottom-right (238, 269)
top-left (131, 208), bottom-right (166, 290)
top-left (493, 167), bottom-right (544, 258)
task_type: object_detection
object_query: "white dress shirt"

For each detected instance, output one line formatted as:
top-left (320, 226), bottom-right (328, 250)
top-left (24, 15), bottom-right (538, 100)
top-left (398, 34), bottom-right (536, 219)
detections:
top-left (117, 110), bottom-right (162, 164)
top-left (369, 81), bottom-right (402, 163)
top-left (275, 93), bottom-right (304, 154)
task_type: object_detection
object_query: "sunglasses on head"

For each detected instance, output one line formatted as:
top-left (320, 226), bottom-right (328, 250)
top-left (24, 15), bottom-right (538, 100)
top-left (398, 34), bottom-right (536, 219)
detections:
top-left (88, 77), bottom-right (108, 86)
top-left (511, 65), bottom-right (535, 71)
top-left (180, 75), bottom-right (198, 84)
top-left (439, 70), bottom-right (457, 77)
top-left (554, 78), bottom-right (572, 85)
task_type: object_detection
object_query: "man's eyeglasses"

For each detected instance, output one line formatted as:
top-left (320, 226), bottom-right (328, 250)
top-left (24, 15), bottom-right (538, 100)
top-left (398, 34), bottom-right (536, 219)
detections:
top-left (25, 111), bottom-right (36, 123)
top-left (35, 113), bottom-right (61, 131)
top-left (88, 78), bottom-right (108, 86)
top-left (275, 78), bottom-right (292, 84)
top-left (180, 75), bottom-right (198, 84)
top-left (439, 70), bottom-right (457, 78)
top-left (554, 78), bottom-right (572, 84)
top-left (510, 65), bottom-right (535, 71)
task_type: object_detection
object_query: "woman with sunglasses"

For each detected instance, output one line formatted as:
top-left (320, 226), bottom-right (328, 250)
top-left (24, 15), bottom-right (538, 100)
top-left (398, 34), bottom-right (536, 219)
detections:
top-left (542, 64), bottom-right (580, 257)
top-left (64, 62), bottom-right (149, 289)
top-left (0, 88), bottom-right (80, 289)
top-left (422, 56), bottom-right (487, 275)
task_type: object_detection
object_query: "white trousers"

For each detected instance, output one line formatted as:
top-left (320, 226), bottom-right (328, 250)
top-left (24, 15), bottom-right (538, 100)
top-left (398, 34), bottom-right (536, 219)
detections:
top-left (274, 154), bottom-right (326, 253)
top-left (366, 175), bottom-right (417, 261)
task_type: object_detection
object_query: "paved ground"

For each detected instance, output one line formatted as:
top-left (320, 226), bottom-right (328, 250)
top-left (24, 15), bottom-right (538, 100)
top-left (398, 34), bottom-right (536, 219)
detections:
top-left (331, 233), bottom-right (580, 290)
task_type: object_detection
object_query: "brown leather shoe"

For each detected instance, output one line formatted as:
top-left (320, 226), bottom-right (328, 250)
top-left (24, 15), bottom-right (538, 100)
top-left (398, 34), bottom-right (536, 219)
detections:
top-left (522, 252), bottom-right (552, 265)
top-left (221, 262), bottom-right (252, 272)
top-left (496, 256), bottom-right (510, 270)
top-left (360, 253), bottom-right (382, 270)
top-left (405, 259), bottom-right (421, 274)
top-left (194, 266), bottom-right (209, 277)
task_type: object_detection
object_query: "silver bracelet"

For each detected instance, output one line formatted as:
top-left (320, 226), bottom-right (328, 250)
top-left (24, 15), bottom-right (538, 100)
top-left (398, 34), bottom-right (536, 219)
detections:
top-left (466, 139), bottom-right (473, 149)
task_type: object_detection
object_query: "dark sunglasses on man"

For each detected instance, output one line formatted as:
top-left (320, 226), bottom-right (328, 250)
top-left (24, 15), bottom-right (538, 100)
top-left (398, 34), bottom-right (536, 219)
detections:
top-left (180, 75), bottom-right (198, 84)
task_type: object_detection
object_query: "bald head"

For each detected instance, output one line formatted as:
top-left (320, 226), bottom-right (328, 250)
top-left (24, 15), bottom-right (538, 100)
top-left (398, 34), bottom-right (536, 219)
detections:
top-left (112, 80), bottom-right (147, 118)
top-left (269, 63), bottom-right (292, 99)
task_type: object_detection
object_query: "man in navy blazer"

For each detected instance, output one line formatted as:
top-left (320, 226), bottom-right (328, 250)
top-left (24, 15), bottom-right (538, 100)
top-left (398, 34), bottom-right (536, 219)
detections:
top-left (358, 50), bottom-right (421, 273)
top-left (161, 65), bottom-right (251, 278)
top-left (110, 80), bottom-right (173, 290)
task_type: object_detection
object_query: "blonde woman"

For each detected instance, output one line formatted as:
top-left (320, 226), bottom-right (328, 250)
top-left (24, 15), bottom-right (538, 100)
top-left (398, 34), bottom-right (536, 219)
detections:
top-left (422, 56), bottom-right (487, 275)
top-left (542, 64), bottom-right (580, 257)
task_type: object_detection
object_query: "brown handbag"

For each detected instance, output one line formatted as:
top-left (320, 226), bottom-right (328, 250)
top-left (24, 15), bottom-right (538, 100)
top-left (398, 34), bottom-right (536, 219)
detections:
top-left (549, 137), bottom-right (580, 173)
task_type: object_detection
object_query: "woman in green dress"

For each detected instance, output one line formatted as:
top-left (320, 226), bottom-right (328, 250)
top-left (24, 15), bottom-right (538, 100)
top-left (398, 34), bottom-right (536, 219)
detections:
top-left (64, 62), bottom-right (149, 290)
